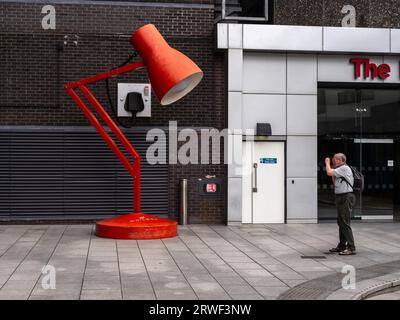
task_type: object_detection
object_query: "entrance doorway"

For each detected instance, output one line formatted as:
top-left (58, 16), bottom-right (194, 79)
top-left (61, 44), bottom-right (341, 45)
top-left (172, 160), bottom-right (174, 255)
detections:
top-left (242, 141), bottom-right (285, 224)
top-left (318, 87), bottom-right (400, 220)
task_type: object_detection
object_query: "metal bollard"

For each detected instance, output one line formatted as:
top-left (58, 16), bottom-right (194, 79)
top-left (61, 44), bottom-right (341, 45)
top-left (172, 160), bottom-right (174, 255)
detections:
top-left (180, 179), bottom-right (188, 225)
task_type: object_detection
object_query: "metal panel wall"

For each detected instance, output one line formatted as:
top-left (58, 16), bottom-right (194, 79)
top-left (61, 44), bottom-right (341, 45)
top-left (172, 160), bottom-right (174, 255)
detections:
top-left (318, 55), bottom-right (384, 83)
top-left (0, 126), bottom-right (168, 221)
top-left (242, 94), bottom-right (287, 135)
top-left (243, 52), bottom-right (286, 94)
top-left (287, 136), bottom-right (318, 178)
top-left (323, 27), bottom-right (390, 53)
top-left (286, 178), bottom-right (318, 222)
top-left (287, 95), bottom-right (318, 136)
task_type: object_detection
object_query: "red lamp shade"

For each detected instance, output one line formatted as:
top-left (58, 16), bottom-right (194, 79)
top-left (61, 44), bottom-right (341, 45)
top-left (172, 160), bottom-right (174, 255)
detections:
top-left (131, 24), bottom-right (203, 105)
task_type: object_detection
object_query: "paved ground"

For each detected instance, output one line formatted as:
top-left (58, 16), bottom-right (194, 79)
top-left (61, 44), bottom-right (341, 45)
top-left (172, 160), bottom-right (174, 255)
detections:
top-left (0, 222), bottom-right (399, 300)
top-left (367, 288), bottom-right (400, 300)
top-left (279, 259), bottom-right (400, 300)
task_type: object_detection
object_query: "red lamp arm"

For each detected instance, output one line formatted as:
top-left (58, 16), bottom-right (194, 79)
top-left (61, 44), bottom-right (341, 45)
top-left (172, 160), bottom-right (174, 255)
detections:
top-left (64, 61), bottom-right (145, 213)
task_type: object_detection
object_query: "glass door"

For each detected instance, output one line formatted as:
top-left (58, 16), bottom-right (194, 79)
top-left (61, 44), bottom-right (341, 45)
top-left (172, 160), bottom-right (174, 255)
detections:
top-left (318, 88), bottom-right (399, 220)
top-left (356, 140), bottom-right (394, 217)
top-left (355, 88), bottom-right (395, 217)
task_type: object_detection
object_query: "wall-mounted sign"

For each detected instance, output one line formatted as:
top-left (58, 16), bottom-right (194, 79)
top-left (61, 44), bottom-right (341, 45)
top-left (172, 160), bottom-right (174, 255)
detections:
top-left (351, 58), bottom-right (391, 80)
top-left (260, 158), bottom-right (277, 164)
top-left (197, 177), bottom-right (224, 197)
top-left (206, 183), bottom-right (217, 193)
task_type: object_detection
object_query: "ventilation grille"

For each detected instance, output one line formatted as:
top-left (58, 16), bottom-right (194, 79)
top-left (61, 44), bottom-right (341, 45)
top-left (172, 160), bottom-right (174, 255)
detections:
top-left (0, 127), bottom-right (168, 221)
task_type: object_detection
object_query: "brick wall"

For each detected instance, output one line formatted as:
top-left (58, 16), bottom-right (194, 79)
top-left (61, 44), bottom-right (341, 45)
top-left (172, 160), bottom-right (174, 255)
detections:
top-left (274, 0), bottom-right (400, 28)
top-left (0, 1), bottom-right (227, 224)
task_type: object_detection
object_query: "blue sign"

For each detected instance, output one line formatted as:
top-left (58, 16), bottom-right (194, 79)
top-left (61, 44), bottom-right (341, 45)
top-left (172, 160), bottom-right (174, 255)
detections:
top-left (260, 158), bottom-right (277, 164)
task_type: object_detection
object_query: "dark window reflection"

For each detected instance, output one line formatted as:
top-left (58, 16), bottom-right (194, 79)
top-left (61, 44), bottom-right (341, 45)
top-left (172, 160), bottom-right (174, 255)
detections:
top-left (318, 88), bottom-right (400, 220)
top-left (239, 0), bottom-right (266, 17)
top-left (318, 88), bottom-right (400, 136)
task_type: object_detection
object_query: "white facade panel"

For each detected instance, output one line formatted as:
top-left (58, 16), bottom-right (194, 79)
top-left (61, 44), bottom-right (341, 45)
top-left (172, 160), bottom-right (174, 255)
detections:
top-left (228, 134), bottom-right (243, 178)
top-left (228, 24), bottom-right (243, 49)
top-left (242, 94), bottom-right (286, 135)
top-left (218, 23), bottom-right (398, 54)
top-left (228, 49), bottom-right (243, 93)
top-left (287, 95), bottom-right (317, 136)
top-left (243, 52), bottom-right (286, 94)
top-left (323, 27), bottom-right (390, 53)
top-left (318, 55), bottom-right (384, 83)
top-left (287, 54), bottom-right (318, 95)
top-left (287, 178), bottom-right (318, 221)
top-left (228, 92), bottom-right (242, 131)
top-left (287, 136), bottom-right (318, 178)
top-left (228, 177), bottom-right (243, 223)
top-left (228, 49), bottom-right (243, 91)
top-left (243, 25), bottom-right (323, 51)
top-left (217, 23), bottom-right (228, 49)
top-left (391, 29), bottom-right (400, 53)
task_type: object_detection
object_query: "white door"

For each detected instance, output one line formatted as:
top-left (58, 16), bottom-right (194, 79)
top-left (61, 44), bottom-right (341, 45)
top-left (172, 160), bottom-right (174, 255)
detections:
top-left (242, 141), bottom-right (285, 224)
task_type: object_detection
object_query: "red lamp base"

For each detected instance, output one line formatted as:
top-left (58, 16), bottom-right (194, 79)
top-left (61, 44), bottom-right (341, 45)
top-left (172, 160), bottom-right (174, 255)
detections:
top-left (95, 213), bottom-right (178, 240)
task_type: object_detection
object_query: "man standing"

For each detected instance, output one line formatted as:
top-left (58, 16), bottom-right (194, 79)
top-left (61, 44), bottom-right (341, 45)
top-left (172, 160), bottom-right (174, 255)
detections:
top-left (325, 154), bottom-right (357, 255)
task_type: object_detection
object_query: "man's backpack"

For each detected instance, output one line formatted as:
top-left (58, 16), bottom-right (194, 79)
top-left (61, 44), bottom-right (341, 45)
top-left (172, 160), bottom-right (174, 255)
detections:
top-left (341, 165), bottom-right (365, 192)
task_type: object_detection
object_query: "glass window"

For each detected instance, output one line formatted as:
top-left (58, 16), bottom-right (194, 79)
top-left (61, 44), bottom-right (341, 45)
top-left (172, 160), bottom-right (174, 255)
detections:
top-left (216, 0), bottom-right (271, 22)
top-left (318, 88), bottom-right (400, 136)
top-left (318, 87), bottom-right (400, 220)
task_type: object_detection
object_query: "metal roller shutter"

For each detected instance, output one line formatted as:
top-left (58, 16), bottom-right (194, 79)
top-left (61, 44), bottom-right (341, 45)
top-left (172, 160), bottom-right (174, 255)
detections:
top-left (0, 126), bottom-right (169, 221)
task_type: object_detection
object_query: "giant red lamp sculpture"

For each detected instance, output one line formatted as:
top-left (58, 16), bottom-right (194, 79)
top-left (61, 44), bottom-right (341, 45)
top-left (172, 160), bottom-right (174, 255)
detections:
top-left (65, 24), bottom-right (203, 240)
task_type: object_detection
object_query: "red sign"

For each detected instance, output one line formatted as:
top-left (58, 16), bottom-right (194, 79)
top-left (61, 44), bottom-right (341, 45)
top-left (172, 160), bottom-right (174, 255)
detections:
top-left (351, 58), bottom-right (391, 80)
top-left (206, 183), bottom-right (217, 193)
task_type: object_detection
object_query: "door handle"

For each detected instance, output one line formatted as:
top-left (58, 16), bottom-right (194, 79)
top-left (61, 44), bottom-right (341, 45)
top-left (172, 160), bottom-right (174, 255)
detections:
top-left (253, 163), bottom-right (258, 193)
